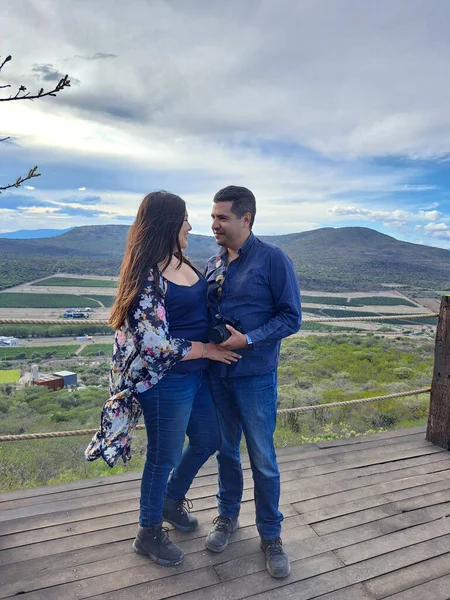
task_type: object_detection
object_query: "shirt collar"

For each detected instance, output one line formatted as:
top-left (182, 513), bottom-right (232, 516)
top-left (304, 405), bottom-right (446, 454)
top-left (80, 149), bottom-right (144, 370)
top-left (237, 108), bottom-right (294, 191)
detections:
top-left (218, 232), bottom-right (255, 257)
top-left (216, 232), bottom-right (255, 267)
top-left (238, 232), bottom-right (255, 256)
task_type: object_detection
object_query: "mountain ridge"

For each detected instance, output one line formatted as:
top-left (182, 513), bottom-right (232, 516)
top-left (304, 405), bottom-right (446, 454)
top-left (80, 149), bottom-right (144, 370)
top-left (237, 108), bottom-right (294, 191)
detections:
top-left (0, 228), bottom-right (74, 239)
top-left (1, 225), bottom-right (449, 292)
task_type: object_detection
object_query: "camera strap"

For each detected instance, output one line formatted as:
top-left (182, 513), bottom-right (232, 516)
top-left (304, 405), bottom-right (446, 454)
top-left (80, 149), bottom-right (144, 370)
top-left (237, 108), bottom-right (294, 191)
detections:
top-left (214, 254), bottom-right (227, 302)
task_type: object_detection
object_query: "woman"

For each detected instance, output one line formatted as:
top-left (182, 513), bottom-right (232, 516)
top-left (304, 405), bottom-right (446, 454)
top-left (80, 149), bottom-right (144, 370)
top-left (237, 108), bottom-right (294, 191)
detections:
top-left (86, 191), bottom-right (240, 567)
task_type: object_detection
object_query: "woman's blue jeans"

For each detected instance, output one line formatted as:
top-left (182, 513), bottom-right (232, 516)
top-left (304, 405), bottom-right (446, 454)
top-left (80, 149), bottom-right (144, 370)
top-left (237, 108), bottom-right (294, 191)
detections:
top-left (138, 370), bottom-right (219, 527)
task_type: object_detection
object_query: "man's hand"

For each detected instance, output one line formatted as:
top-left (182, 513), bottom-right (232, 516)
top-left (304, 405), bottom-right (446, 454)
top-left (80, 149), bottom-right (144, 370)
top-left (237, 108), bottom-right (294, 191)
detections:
top-left (219, 325), bottom-right (248, 350)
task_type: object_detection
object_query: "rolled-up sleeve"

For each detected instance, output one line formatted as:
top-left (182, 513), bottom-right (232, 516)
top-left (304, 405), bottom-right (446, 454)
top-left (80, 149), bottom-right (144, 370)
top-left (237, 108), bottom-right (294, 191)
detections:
top-left (246, 249), bottom-right (301, 349)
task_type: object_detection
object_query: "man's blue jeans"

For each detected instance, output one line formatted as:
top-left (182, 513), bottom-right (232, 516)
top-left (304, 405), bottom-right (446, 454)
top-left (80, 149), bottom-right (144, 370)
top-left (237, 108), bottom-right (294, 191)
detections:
top-left (138, 370), bottom-right (219, 527)
top-left (208, 370), bottom-right (283, 540)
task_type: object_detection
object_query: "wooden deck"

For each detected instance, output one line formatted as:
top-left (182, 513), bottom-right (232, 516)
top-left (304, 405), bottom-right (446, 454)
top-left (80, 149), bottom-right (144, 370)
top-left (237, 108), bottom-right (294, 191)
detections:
top-left (2, 425), bottom-right (450, 599)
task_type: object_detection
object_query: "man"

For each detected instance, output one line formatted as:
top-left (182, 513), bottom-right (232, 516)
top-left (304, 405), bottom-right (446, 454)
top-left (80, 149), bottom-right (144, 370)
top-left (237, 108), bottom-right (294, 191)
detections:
top-left (204, 185), bottom-right (301, 578)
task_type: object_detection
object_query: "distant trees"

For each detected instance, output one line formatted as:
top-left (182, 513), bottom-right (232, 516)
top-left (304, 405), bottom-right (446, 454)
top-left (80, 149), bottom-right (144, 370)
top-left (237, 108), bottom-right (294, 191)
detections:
top-left (0, 54), bottom-right (70, 193)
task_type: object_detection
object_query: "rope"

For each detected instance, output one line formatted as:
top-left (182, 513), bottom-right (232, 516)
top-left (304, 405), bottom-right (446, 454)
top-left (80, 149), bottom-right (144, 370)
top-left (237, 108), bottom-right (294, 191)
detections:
top-left (0, 313), bottom-right (438, 326)
top-left (277, 387), bottom-right (431, 414)
top-left (0, 387), bottom-right (430, 442)
top-left (303, 313), bottom-right (438, 323)
top-left (0, 319), bottom-right (109, 325)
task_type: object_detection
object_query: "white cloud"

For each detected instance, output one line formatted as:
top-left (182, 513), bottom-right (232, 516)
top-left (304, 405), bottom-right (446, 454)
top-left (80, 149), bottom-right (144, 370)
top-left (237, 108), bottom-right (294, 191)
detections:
top-left (418, 210), bottom-right (443, 221)
top-left (1, 0), bottom-right (449, 245)
top-left (1, 0), bottom-right (449, 163)
top-left (423, 222), bottom-right (449, 231)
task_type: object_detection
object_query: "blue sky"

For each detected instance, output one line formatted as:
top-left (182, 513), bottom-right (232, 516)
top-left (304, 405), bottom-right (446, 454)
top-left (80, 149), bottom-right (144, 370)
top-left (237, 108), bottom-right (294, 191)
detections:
top-left (1, 0), bottom-right (449, 246)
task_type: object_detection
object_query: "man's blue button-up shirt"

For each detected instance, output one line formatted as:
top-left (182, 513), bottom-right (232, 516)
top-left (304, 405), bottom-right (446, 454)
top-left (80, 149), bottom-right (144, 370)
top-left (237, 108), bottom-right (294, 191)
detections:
top-left (205, 232), bottom-right (302, 378)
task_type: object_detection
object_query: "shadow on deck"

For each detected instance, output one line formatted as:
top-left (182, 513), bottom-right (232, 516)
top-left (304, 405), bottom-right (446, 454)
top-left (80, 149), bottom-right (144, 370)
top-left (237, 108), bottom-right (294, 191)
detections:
top-left (1, 425), bottom-right (450, 599)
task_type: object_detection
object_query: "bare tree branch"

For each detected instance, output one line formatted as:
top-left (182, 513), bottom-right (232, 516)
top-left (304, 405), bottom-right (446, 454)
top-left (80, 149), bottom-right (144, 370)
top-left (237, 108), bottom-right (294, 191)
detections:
top-left (0, 73), bottom-right (71, 102)
top-left (0, 54), bottom-right (69, 194)
top-left (0, 166), bottom-right (41, 192)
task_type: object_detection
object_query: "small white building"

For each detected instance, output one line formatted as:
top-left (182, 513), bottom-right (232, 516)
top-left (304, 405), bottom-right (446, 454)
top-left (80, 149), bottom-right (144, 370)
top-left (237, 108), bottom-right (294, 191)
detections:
top-left (0, 336), bottom-right (20, 347)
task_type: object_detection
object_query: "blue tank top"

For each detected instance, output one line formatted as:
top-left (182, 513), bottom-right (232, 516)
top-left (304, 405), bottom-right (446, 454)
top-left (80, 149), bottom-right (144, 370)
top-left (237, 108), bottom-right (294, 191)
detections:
top-left (166, 276), bottom-right (209, 374)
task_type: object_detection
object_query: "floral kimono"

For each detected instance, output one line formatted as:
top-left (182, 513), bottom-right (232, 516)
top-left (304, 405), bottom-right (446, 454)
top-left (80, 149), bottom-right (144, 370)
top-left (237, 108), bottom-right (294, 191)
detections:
top-left (85, 271), bottom-right (192, 467)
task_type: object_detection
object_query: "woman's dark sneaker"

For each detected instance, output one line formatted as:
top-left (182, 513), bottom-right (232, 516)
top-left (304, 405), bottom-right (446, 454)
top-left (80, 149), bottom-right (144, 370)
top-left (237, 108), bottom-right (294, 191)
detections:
top-left (260, 537), bottom-right (291, 578)
top-left (205, 516), bottom-right (239, 552)
top-left (132, 523), bottom-right (184, 566)
top-left (163, 497), bottom-right (198, 532)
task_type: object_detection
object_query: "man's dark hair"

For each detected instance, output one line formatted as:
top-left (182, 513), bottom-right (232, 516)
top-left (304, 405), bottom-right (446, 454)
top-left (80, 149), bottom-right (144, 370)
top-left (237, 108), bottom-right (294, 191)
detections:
top-left (213, 185), bottom-right (256, 229)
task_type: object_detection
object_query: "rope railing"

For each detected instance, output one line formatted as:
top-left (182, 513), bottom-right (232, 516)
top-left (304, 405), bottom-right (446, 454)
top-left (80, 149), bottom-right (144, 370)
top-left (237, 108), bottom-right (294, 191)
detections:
top-left (0, 313), bottom-right (439, 326)
top-left (0, 387), bottom-right (431, 442)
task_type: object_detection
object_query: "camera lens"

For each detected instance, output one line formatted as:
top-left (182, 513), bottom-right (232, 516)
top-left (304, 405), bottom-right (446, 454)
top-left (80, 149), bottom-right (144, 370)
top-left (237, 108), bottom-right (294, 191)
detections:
top-left (208, 324), bottom-right (231, 344)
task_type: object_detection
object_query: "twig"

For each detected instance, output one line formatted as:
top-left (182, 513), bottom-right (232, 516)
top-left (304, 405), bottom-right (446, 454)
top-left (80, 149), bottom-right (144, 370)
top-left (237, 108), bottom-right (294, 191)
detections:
top-left (0, 55), bottom-right (12, 71)
top-left (0, 74), bottom-right (71, 102)
top-left (0, 166), bottom-right (41, 192)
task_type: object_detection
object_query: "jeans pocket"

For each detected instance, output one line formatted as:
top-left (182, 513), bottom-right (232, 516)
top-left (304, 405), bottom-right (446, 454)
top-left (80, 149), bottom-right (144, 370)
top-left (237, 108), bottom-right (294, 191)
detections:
top-left (164, 372), bottom-right (188, 380)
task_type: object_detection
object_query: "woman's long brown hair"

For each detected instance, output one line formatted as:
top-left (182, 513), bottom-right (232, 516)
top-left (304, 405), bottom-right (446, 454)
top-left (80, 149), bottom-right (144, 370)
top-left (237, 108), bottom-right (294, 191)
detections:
top-left (109, 191), bottom-right (187, 330)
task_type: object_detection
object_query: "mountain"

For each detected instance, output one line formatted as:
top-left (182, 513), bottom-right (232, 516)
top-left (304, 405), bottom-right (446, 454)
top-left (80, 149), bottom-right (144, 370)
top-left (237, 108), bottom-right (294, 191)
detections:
top-left (1, 225), bottom-right (449, 291)
top-left (0, 228), bottom-right (74, 239)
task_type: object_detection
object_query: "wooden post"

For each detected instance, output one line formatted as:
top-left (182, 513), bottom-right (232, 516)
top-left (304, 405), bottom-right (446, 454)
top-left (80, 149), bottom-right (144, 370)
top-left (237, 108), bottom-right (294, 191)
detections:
top-left (427, 296), bottom-right (450, 448)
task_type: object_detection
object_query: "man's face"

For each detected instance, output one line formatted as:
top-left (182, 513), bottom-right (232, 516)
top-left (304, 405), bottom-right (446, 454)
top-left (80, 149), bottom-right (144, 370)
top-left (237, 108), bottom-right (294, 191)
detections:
top-left (211, 201), bottom-right (248, 249)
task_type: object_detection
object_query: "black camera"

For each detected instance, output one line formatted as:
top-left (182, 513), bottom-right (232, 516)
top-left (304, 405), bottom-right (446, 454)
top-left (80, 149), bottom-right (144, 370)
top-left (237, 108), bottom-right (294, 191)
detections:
top-left (208, 313), bottom-right (243, 344)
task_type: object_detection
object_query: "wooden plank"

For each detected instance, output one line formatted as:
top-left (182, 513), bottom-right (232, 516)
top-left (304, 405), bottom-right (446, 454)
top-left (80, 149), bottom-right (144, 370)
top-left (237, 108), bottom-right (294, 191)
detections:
top-left (195, 566), bottom-right (360, 600)
top-left (209, 527), bottom-right (450, 599)
top-left (280, 466), bottom-right (450, 512)
top-left (300, 481), bottom-right (450, 525)
top-left (9, 460), bottom-right (448, 549)
top-left (381, 573), bottom-right (450, 599)
top-left (315, 425), bottom-right (426, 448)
top-left (310, 585), bottom-right (375, 600)
top-left (382, 478), bottom-right (450, 503)
top-left (0, 426), bottom-right (427, 504)
top-left (96, 552), bottom-right (345, 600)
top-left (292, 471), bottom-right (450, 513)
top-left (197, 506), bottom-right (450, 589)
top-left (0, 441), bottom-right (326, 504)
top-left (0, 524), bottom-right (312, 600)
top-left (334, 505), bottom-right (450, 564)
top-left (310, 489), bottom-right (450, 536)
top-left (0, 511), bottom-right (311, 569)
top-left (2, 451), bottom-right (446, 538)
top-left (0, 514), bottom-right (306, 596)
top-left (244, 531), bottom-right (450, 599)
top-left (2, 565), bottom-right (222, 600)
top-left (0, 453), bottom-right (338, 512)
top-left (1, 444), bottom-right (441, 524)
top-left (365, 552), bottom-right (450, 598)
top-left (0, 435), bottom-right (439, 514)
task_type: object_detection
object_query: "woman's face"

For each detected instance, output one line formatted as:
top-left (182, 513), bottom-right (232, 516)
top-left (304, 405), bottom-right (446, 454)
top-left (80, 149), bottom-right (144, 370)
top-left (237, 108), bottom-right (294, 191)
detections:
top-left (178, 213), bottom-right (192, 249)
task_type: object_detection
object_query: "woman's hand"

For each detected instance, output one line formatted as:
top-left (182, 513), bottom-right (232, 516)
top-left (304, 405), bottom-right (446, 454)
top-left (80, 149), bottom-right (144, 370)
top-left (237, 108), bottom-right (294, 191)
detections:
top-left (205, 343), bottom-right (241, 364)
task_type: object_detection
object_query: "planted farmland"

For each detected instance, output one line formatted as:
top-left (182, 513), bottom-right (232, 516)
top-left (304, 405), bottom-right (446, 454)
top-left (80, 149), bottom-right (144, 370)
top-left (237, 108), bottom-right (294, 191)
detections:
top-left (79, 343), bottom-right (112, 356)
top-left (0, 324), bottom-right (112, 338)
top-left (86, 295), bottom-right (116, 307)
top-left (0, 345), bottom-right (78, 361)
top-left (0, 369), bottom-right (21, 383)
top-left (349, 296), bottom-right (416, 307)
top-left (0, 293), bottom-right (100, 308)
top-left (302, 296), bottom-right (350, 306)
top-left (32, 277), bottom-right (118, 287)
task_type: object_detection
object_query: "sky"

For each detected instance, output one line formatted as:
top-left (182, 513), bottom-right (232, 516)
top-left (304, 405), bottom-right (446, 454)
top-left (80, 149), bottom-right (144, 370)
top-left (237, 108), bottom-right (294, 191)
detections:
top-left (1, 0), bottom-right (449, 246)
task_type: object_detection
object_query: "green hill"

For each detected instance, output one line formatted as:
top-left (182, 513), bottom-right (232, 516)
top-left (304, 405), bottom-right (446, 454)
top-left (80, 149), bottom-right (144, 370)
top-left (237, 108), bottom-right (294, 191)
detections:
top-left (1, 225), bottom-right (449, 291)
